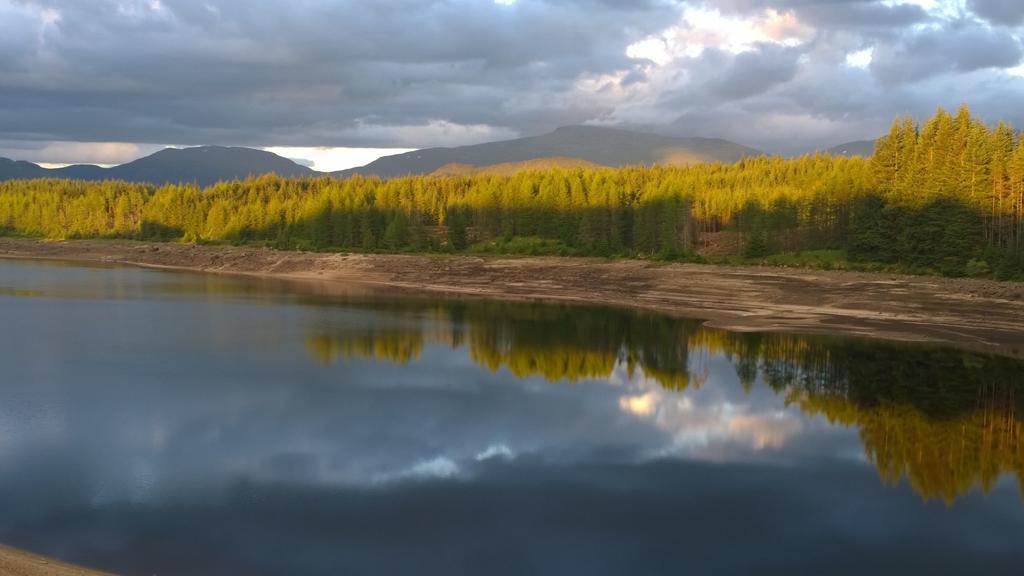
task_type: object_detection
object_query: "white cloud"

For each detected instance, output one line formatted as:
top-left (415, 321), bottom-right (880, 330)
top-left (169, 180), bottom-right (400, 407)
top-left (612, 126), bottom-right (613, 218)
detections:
top-left (341, 119), bottom-right (518, 148)
top-left (626, 37), bottom-right (674, 65)
top-left (846, 47), bottom-right (874, 69)
top-left (884, 0), bottom-right (959, 17)
top-left (609, 5), bottom-right (819, 130)
top-left (757, 9), bottom-right (815, 46)
top-left (263, 146), bottom-right (416, 172)
top-left (407, 456), bottom-right (460, 478)
top-left (619, 393), bottom-right (659, 417)
top-left (0, 141), bottom-right (417, 172)
top-left (627, 7), bottom-right (815, 65)
top-left (727, 413), bottom-right (803, 450)
top-left (475, 444), bottom-right (514, 461)
top-left (617, 367), bottom-right (804, 456)
top-left (0, 141), bottom-right (163, 165)
top-left (376, 456), bottom-right (461, 484)
top-left (39, 7), bottom-right (60, 26)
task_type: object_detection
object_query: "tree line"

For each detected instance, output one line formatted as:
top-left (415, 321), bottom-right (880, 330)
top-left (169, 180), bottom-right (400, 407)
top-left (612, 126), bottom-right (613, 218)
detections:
top-left (1, 106), bottom-right (1023, 278)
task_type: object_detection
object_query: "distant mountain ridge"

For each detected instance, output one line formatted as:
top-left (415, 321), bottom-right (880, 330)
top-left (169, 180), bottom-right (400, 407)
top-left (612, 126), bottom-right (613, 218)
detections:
top-left (337, 125), bottom-right (762, 178)
top-left (0, 146), bottom-right (315, 186)
top-left (1, 127), bottom-right (763, 185)
top-left (0, 158), bottom-right (52, 180)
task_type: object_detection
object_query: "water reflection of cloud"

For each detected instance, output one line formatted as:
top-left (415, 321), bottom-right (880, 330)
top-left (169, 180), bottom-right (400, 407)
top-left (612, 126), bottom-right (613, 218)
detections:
top-left (5, 257), bottom-right (1024, 576)
top-left (616, 365), bottom-right (804, 457)
top-left (6, 257), bottom-right (1014, 512)
top-left (375, 456), bottom-right (462, 484)
top-left (476, 444), bottom-right (515, 462)
top-left (728, 413), bottom-right (802, 450)
top-left (618, 392), bottom-right (659, 417)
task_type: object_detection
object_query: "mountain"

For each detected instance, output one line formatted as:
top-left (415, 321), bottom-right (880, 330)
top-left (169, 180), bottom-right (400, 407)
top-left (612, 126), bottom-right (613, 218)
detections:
top-left (1, 129), bottom-right (761, 185)
top-left (0, 157), bottom-right (49, 180)
top-left (825, 140), bottom-right (877, 157)
top-left (109, 146), bottom-right (316, 185)
top-left (0, 146), bottom-right (316, 186)
top-left (54, 164), bottom-right (110, 180)
top-left (337, 125), bottom-right (761, 178)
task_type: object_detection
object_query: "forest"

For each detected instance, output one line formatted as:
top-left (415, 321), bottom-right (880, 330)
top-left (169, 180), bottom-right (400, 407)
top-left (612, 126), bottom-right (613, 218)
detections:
top-left (1, 106), bottom-right (1023, 279)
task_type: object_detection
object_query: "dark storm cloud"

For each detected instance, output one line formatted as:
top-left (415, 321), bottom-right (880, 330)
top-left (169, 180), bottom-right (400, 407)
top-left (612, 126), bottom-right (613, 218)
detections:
top-left (710, 0), bottom-right (926, 26)
top-left (795, 2), bottom-right (928, 32)
top-left (709, 0), bottom-right (869, 10)
top-left (0, 0), bottom-right (678, 147)
top-left (654, 42), bottom-right (805, 116)
top-left (870, 20), bottom-right (1023, 85)
top-left (1, 0), bottom-right (1024, 156)
top-left (707, 43), bottom-right (803, 100)
top-left (969, 0), bottom-right (1024, 26)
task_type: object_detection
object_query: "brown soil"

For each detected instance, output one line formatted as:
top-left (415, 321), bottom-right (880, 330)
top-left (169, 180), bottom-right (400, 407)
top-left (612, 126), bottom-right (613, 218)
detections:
top-left (2, 238), bottom-right (1023, 358)
top-left (0, 545), bottom-right (113, 576)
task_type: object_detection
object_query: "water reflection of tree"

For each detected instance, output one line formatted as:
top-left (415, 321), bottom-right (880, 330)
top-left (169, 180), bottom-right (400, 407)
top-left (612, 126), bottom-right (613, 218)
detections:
top-left (304, 298), bottom-right (1024, 503)
top-left (307, 330), bottom-right (425, 365)
top-left (780, 345), bottom-right (1023, 504)
top-left (305, 301), bottom-right (700, 388)
top-left (695, 330), bottom-right (1024, 503)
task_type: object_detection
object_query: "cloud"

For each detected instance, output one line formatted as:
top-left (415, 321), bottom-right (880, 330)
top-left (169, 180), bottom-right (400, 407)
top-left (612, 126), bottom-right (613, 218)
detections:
top-left (0, 0), bottom-right (678, 150)
top-left (870, 20), bottom-right (1023, 84)
top-left (969, 0), bottom-right (1024, 26)
top-left (617, 372), bottom-right (805, 455)
top-left (614, 2), bottom-right (1024, 153)
top-left (707, 0), bottom-right (929, 31)
top-left (707, 43), bottom-right (804, 100)
top-left (789, 1), bottom-right (929, 33)
top-left (0, 0), bottom-right (1023, 159)
top-left (0, 140), bottom-right (164, 165)
top-left (335, 120), bottom-right (519, 148)
top-left (376, 457), bottom-right (461, 483)
top-left (262, 146), bottom-right (418, 172)
top-left (475, 444), bottom-right (515, 462)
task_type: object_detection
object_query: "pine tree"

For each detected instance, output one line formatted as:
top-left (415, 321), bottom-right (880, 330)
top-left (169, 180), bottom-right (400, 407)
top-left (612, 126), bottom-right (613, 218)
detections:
top-left (383, 210), bottom-right (409, 250)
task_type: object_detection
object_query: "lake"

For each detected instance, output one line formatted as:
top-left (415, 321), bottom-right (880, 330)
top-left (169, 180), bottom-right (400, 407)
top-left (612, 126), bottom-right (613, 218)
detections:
top-left (0, 258), bottom-right (1022, 575)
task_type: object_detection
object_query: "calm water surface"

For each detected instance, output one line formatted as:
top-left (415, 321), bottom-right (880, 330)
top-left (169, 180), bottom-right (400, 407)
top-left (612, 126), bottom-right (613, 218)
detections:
top-left (1, 258), bottom-right (1022, 575)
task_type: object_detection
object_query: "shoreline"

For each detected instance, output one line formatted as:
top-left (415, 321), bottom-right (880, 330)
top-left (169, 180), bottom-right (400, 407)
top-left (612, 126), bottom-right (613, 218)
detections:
top-left (0, 544), bottom-right (113, 576)
top-left (1, 237), bottom-right (1023, 358)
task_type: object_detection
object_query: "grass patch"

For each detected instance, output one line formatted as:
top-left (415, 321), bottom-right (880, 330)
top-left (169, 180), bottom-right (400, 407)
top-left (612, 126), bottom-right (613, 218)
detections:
top-left (762, 249), bottom-right (850, 269)
top-left (704, 249), bottom-right (950, 276)
top-left (468, 236), bottom-right (576, 256)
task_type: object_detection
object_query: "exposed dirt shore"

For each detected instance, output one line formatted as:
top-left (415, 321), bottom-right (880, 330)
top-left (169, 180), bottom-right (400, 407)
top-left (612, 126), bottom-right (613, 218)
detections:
top-left (2, 238), bottom-right (1023, 358)
top-left (0, 545), bottom-right (112, 576)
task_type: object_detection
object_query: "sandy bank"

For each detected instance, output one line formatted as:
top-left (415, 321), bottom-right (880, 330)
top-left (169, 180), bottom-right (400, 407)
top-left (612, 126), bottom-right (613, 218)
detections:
top-left (0, 544), bottom-right (113, 576)
top-left (2, 238), bottom-right (1023, 358)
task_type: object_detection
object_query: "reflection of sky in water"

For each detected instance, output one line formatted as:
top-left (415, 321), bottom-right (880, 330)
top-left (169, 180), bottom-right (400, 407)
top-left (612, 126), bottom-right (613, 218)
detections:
top-left (0, 260), bottom-right (856, 490)
top-left (0, 258), bottom-right (1022, 576)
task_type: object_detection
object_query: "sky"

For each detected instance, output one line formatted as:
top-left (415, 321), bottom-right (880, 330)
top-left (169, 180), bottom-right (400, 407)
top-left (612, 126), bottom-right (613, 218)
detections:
top-left (1, 0), bottom-right (1022, 169)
